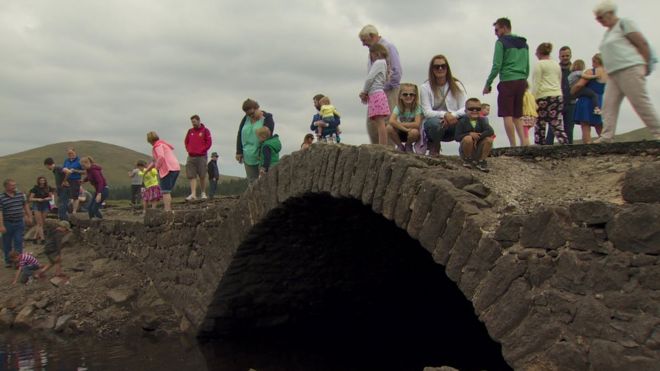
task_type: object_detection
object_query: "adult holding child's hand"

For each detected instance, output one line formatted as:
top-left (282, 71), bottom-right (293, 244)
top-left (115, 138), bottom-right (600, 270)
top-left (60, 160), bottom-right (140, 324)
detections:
top-left (236, 99), bottom-right (275, 183)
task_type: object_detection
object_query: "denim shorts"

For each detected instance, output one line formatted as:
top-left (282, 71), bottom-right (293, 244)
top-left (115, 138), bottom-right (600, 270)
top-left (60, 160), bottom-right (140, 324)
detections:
top-left (159, 171), bottom-right (179, 193)
top-left (32, 202), bottom-right (50, 212)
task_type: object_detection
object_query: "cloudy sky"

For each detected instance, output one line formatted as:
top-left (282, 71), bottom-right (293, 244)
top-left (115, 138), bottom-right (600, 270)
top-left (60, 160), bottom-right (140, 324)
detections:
top-left (1, 0), bottom-right (658, 177)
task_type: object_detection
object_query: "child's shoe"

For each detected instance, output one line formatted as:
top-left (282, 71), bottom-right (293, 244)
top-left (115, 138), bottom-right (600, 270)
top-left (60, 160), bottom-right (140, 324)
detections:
top-left (593, 107), bottom-right (602, 115)
top-left (475, 160), bottom-right (490, 173)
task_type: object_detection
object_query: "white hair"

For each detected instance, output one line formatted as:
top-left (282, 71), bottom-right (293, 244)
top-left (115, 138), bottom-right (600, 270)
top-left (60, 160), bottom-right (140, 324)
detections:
top-left (359, 24), bottom-right (379, 38)
top-left (593, 0), bottom-right (617, 15)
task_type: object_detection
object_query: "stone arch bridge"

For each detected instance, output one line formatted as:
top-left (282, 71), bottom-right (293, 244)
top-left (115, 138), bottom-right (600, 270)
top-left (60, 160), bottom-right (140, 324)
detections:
top-left (77, 142), bottom-right (660, 370)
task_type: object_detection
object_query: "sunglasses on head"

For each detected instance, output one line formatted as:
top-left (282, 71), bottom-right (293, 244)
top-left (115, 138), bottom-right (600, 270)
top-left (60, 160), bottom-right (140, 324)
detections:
top-left (467, 107), bottom-right (482, 112)
top-left (432, 63), bottom-right (448, 70)
top-left (401, 93), bottom-right (416, 97)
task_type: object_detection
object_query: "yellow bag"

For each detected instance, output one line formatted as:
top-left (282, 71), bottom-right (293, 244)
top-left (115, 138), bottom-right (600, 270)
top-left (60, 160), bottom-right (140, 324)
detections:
top-left (522, 90), bottom-right (538, 117)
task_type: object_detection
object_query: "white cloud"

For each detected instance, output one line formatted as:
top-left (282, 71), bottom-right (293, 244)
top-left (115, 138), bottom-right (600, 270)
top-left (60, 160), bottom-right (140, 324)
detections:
top-left (1, 0), bottom-right (659, 176)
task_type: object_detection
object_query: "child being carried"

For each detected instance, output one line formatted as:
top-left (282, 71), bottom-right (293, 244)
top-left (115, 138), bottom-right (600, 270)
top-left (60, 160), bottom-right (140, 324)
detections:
top-left (313, 96), bottom-right (342, 143)
top-left (568, 59), bottom-right (602, 115)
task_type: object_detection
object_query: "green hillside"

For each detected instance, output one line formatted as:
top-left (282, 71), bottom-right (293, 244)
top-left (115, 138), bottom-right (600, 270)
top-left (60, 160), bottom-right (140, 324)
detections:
top-left (0, 140), bottom-right (240, 193)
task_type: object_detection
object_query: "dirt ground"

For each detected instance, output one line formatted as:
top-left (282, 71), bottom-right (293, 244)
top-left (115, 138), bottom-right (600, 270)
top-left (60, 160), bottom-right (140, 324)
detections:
top-left (0, 210), bottom-right (180, 338)
top-left (471, 153), bottom-right (659, 214)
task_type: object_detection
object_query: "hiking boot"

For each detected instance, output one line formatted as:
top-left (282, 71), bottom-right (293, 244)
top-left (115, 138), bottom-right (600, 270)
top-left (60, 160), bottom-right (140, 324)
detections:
top-left (475, 160), bottom-right (490, 173)
top-left (200, 192), bottom-right (208, 200)
top-left (185, 194), bottom-right (197, 201)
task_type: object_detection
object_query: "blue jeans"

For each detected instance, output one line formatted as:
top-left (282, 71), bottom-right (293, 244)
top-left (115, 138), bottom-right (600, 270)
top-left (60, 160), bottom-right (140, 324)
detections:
top-left (19, 264), bottom-right (39, 283)
top-left (3, 220), bottom-right (25, 264)
top-left (88, 187), bottom-right (109, 219)
top-left (423, 116), bottom-right (457, 150)
top-left (209, 178), bottom-right (218, 198)
top-left (57, 188), bottom-right (69, 220)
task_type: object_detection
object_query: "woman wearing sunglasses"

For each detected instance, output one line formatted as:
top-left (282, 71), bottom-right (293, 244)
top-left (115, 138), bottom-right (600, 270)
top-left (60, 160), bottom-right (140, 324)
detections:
top-left (420, 55), bottom-right (467, 156)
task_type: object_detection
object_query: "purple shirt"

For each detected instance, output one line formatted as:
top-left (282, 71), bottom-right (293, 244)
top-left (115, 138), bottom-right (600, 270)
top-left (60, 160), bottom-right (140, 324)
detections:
top-left (367, 37), bottom-right (402, 90)
top-left (84, 164), bottom-right (107, 193)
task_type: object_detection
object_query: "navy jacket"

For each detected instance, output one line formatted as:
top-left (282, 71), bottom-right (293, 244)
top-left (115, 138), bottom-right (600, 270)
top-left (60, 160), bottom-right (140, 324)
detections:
top-left (455, 116), bottom-right (495, 142)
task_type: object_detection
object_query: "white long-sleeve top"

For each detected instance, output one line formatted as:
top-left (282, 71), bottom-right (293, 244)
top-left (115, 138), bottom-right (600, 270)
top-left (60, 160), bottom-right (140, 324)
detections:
top-left (420, 80), bottom-right (467, 119)
top-left (363, 59), bottom-right (387, 95)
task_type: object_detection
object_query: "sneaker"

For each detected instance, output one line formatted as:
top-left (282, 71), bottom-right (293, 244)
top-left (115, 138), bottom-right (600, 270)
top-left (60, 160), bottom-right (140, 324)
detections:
top-left (200, 192), bottom-right (208, 200)
top-left (593, 107), bottom-right (602, 115)
top-left (185, 194), bottom-right (197, 201)
top-left (396, 144), bottom-right (406, 152)
top-left (592, 137), bottom-right (613, 144)
top-left (404, 143), bottom-right (413, 152)
top-left (462, 159), bottom-right (474, 169)
top-left (475, 160), bottom-right (490, 173)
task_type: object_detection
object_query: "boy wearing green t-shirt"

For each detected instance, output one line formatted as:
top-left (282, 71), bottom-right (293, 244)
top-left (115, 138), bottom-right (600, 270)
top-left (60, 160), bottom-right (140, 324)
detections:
top-left (256, 127), bottom-right (282, 178)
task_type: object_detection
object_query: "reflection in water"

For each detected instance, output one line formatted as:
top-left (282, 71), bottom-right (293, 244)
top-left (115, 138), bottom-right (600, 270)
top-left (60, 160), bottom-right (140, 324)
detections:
top-left (0, 331), bottom-right (207, 371)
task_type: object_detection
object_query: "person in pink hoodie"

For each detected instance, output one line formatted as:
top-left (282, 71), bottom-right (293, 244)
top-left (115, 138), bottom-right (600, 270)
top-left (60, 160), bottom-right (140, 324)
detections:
top-left (146, 131), bottom-right (181, 212)
top-left (80, 156), bottom-right (108, 220)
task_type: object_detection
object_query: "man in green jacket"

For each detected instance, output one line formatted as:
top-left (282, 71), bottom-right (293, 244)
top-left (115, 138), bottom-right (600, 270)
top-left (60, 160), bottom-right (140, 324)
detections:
top-left (483, 17), bottom-right (530, 147)
top-left (256, 127), bottom-right (282, 178)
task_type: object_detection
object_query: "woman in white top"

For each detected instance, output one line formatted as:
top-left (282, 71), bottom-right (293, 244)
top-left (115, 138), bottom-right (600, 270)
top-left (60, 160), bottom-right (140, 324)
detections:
top-left (593, 0), bottom-right (660, 142)
top-left (420, 55), bottom-right (466, 156)
top-left (531, 42), bottom-right (568, 145)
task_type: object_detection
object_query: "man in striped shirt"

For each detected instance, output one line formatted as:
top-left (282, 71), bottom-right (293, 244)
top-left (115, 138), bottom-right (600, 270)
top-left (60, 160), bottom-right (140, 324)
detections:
top-left (0, 179), bottom-right (33, 268)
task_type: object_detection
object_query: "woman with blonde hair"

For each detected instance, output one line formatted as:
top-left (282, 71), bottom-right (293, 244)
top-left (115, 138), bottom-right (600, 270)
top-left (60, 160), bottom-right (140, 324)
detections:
top-left (531, 42), bottom-right (568, 145)
top-left (145, 131), bottom-right (180, 211)
top-left (573, 54), bottom-right (607, 143)
top-left (387, 83), bottom-right (422, 152)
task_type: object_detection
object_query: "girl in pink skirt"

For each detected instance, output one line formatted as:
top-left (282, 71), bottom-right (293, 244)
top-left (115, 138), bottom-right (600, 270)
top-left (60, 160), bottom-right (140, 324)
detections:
top-left (138, 161), bottom-right (162, 212)
top-left (360, 43), bottom-right (391, 145)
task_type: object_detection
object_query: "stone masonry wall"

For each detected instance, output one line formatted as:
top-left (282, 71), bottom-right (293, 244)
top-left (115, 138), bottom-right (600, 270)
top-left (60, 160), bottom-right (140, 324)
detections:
top-left (75, 143), bottom-right (660, 370)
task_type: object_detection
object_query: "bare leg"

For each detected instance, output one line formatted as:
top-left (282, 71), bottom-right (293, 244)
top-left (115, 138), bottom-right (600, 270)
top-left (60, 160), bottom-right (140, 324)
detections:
top-left (163, 193), bottom-right (173, 212)
top-left (189, 178), bottom-right (197, 197)
top-left (199, 176), bottom-right (206, 195)
top-left (478, 137), bottom-right (494, 160)
top-left (461, 136), bottom-right (475, 159)
top-left (581, 123), bottom-right (592, 144)
top-left (503, 116), bottom-right (517, 147)
top-left (374, 117), bottom-right (388, 145)
top-left (514, 118), bottom-right (529, 146)
top-left (387, 125), bottom-right (402, 148)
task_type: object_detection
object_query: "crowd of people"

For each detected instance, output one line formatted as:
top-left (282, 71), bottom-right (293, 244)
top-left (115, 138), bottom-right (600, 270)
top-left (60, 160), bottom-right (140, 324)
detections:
top-left (1, 0), bottom-right (659, 285)
top-left (266, 1), bottom-right (658, 177)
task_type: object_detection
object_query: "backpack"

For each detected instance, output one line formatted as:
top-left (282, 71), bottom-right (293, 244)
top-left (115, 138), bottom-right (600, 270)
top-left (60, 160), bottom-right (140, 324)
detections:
top-left (620, 18), bottom-right (657, 74)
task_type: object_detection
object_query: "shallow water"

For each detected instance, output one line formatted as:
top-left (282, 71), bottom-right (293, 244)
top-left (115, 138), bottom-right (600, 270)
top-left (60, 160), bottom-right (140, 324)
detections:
top-left (0, 331), bottom-right (207, 371)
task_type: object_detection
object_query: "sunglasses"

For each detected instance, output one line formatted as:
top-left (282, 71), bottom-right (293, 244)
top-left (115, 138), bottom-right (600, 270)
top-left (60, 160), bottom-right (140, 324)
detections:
top-left (467, 107), bottom-right (482, 112)
top-left (401, 93), bottom-right (416, 97)
top-left (432, 63), bottom-right (448, 70)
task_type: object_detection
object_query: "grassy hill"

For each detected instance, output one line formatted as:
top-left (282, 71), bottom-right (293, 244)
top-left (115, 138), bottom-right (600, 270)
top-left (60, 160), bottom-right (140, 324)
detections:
top-left (0, 140), bottom-right (241, 193)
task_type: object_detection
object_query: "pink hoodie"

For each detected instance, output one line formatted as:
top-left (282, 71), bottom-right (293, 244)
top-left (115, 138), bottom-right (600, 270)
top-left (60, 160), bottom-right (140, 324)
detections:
top-left (152, 139), bottom-right (181, 178)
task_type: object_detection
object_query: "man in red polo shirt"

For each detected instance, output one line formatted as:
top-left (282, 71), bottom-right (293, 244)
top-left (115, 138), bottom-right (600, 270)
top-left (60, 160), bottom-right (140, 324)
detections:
top-left (184, 114), bottom-right (212, 201)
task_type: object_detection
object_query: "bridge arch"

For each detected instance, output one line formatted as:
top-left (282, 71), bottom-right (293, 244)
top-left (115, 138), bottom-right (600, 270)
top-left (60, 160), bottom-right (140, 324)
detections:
top-left (77, 143), bottom-right (660, 370)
